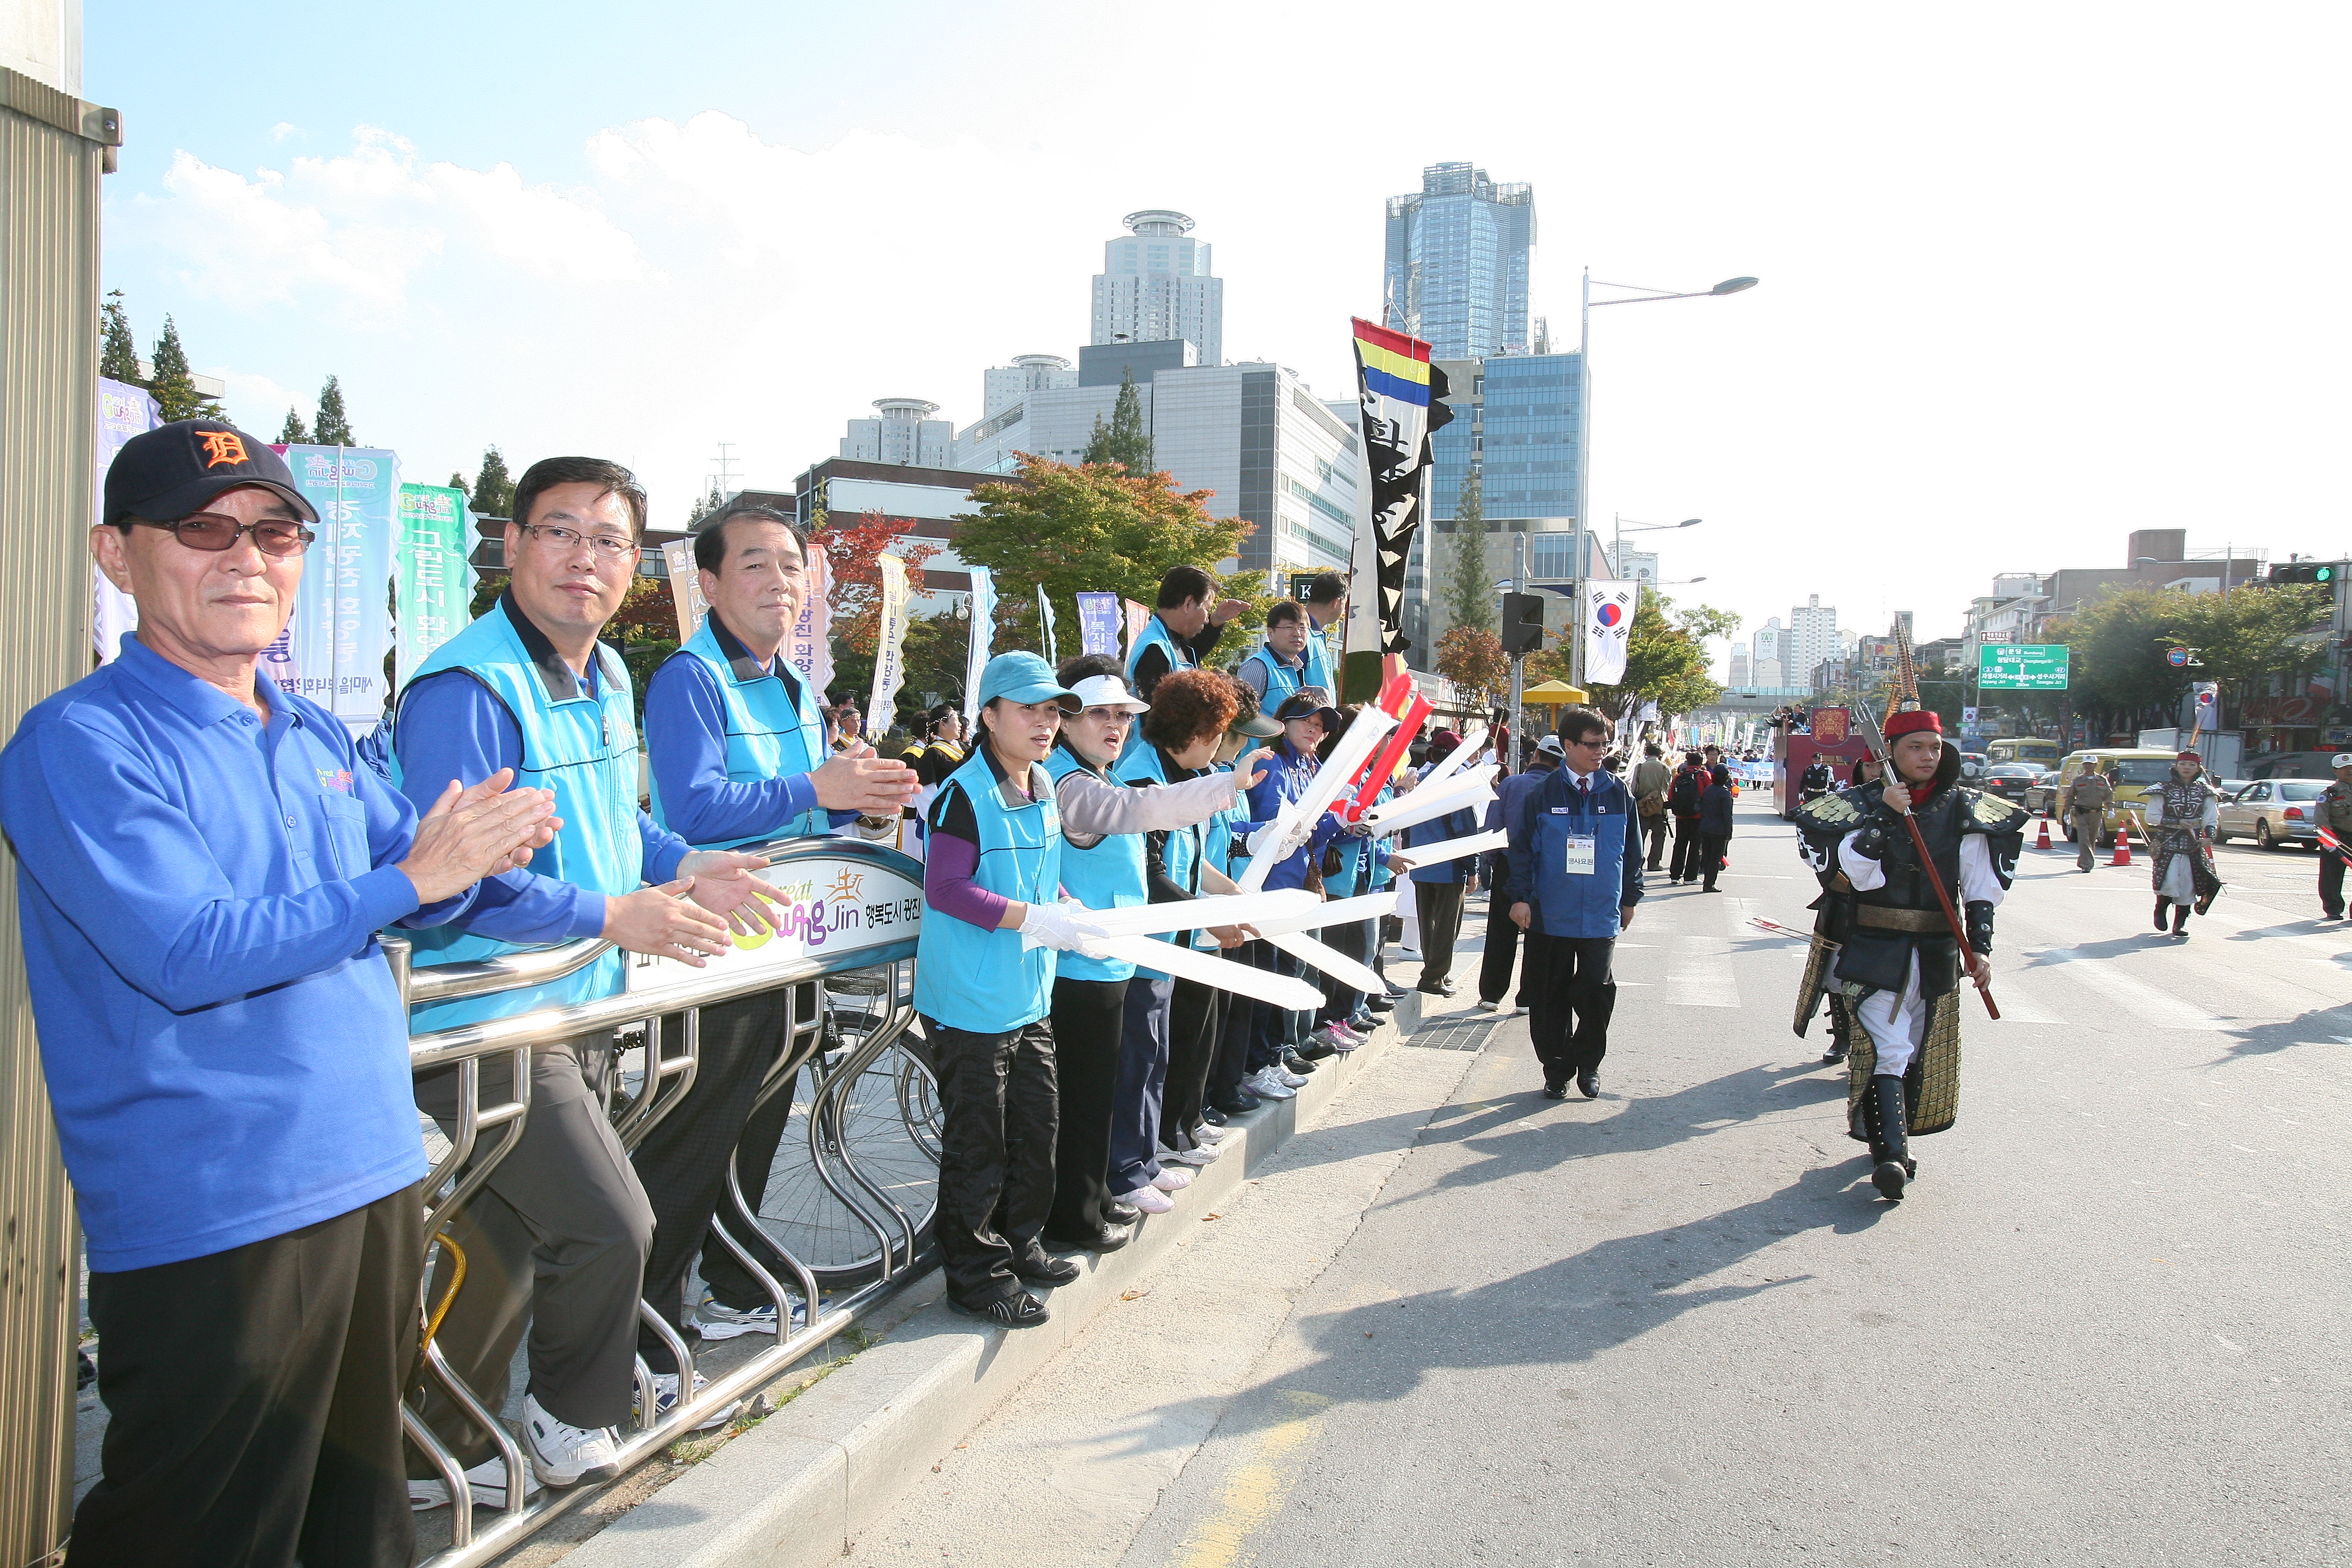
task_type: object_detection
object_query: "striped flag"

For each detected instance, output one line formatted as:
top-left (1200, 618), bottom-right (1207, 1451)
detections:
top-left (1349, 319), bottom-right (1452, 662)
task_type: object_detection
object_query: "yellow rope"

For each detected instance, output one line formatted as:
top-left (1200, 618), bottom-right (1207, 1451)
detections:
top-left (423, 1233), bottom-right (468, 1348)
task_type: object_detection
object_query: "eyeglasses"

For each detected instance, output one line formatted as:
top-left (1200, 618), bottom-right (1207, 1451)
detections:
top-left (518, 522), bottom-right (639, 562)
top-left (137, 513), bottom-right (316, 557)
top-left (1564, 735), bottom-right (1607, 749)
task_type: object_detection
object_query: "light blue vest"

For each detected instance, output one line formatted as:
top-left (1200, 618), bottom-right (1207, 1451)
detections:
top-left (1124, 612), bottom-right (1193, 689)
top-left (1114, 744), bottom-right (1213, 982)
top-left (1241, 646), bottom-right (1309, 717)
top-left (1045, 748), bottom-right (1146, 983)
top-left (1301, 618), bottom-right (1336, 694)
top-left (913, 748), bottom-right (1063, 1033)
top-left (649, 613), bottom-right (829, 848)
top-left (395, 599), bottom-right (643, 1030)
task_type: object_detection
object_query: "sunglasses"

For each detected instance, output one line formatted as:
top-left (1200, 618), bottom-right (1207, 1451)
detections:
top-left (136, 513), bottom-right (316, 557)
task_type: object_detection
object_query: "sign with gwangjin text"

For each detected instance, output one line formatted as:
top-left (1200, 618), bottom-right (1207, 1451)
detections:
top-left (1978, 643), bottom-right (2069, 690)
top-left (623, 844), bottom-right (923, 1004)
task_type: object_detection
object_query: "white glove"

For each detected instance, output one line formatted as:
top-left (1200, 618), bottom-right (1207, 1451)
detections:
top-left (1019, 900), bottom-right (1111, 954)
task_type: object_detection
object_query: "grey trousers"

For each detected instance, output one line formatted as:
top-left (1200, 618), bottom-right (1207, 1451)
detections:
top-left (414, 1037), bottom-right (655, 1465)
top-left (2073, 809), bottom-right (2104, 869)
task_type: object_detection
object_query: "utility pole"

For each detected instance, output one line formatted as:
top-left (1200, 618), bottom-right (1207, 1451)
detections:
top-left (1510, 530), bottom-right (1528, 763)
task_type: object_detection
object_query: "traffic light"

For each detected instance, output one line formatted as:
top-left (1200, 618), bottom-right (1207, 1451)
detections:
top-left (1501, 592), bottom-right (1545, 655)
top-left (2267, 560), bottom-right (2342, 585)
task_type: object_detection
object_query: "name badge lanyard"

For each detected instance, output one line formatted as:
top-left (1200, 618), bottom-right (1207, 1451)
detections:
top-left (1562, 780), bottom-right (1602, 877)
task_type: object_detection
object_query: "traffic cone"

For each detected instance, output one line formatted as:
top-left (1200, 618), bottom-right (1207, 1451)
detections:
top-left (2035, 818), bottom-right (2053, 851)
top-left (2110, 825), bottom-right (2131, 867)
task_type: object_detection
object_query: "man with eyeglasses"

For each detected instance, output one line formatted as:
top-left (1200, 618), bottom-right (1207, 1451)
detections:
top-left (631, 506), bottom-right (918, 1384)
top-left (393, 457), bottom-right (780, 1500)
top-left (1507, 706), bottom-right (1644, 1100)
top-left (2, 422), bottom-right (563, 1564)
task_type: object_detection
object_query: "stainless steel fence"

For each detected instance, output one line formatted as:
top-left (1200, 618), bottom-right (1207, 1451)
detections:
top-left (391, 836), bottom-right (939, 1565)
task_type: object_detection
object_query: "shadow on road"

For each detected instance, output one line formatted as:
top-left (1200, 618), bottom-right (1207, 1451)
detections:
top-left (2203, 1000), bottom-right (2352, 1062)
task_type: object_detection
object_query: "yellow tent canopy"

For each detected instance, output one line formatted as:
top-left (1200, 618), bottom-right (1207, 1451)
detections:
top-left (1521, 681), bottom-right (1588, 704)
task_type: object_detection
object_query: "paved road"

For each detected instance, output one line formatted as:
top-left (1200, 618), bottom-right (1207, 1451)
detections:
top-left (850, 801), bottom-right (2351, 1568)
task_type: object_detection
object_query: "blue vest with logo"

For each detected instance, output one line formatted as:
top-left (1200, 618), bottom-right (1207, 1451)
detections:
top-left (1241, 646), bottom-right (1309, 717)
top-left (394, 599), bottom-right (643, 1030)
top-left (914, 748), bottom-right (1063, 1033)
top-left (1045, 748), bottom-right (1146, 983)
top-left (649, 613), bottom-right (829, 848)
top-left (1523, 768), bottom-right (1634, 939)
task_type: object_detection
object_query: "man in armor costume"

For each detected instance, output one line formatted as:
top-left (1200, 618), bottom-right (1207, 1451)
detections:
top-left (1794, 710), bottom-right (2026, 1201)
top-left (2147, 749), bottom-right (2222, 936)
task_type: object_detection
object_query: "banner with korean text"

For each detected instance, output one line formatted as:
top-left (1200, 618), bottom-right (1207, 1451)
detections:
top-left (865, 555), bottom-right (912, 739)
top-left (1077, 592), bottom-right (1121, 656)
top-left (271, 445), bottom-right (400, 734)
top-left (963, 566), bottom-right (996, 728)
top-left (786, 547), bottom-right (835, 701)
top-left (93, 377), bottom-right (160, 662)
top-left (395, 483), bottom-right (478, 690)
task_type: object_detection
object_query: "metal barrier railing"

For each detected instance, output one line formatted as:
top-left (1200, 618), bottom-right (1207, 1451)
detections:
top-left (391, 838), bottom-right (936, 1565)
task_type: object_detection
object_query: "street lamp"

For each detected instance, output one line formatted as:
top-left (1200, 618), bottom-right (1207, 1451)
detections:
top-left (1574, 271), bottom-right (1756, 684)
top-left (1610, 513), bottom-right (1703, 585)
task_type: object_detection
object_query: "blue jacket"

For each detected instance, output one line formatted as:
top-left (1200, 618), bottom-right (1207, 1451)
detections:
top-left (1405, 764), bottom-right (1482, 885)
top-left (1698, 781), bottom-right (1735, 837)
top-left (1242, 739), bottom-right (1340, 891)
top-left (1484, 763), bottom-right (1555, 897)
top-left (1506, 765), bottom-right (1645, 939)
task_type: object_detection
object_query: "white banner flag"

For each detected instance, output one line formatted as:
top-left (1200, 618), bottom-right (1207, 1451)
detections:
top-left (963, 566), bottom-right (997, 729)
top-left (866, 555), bottom-right (912, 740)
top-left (785, 547), bottom-right (834, 701)
top-left (1584, 579), bottom-right (1637, 687)
top-left (662, 540), bottom-right (706, 643)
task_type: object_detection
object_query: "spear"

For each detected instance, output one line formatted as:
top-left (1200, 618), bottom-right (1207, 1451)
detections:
top-left (1853, 702), bottom-right (2000, 1020)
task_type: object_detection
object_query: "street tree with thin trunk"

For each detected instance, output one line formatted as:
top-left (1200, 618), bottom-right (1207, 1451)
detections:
top-left (1441, 468), bottom-right (1493, 638)
top-left (1081, 369), bottom-right (1155, 473)
top-left (146, 316), bottom-right (225, 422)
top-left (100, 291), bottom-right (141, 384)
top-left (312, 375), bottom-right (354, 445)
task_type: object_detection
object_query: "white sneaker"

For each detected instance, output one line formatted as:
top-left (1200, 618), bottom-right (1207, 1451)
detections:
top-left (1117, 1184), bottom-right (1175, 1214)
top-left (1163, 1141), bottom-right (1221, 1166)
top-left (1151, 1165), bottom-right (1194, 1191)
top-left (523, 1394), bottom-right (622, 1488)
top-left (410, 1454), bottom-right (542, 1511)
top-left (1397, 945), bottom-right (1423, 960)
top-left (1275, 1064), bottom-right (1310, 1087)
top-left (1192, 1122), bottom-right (1230, 1144)
top-left (638, 1370), bottom-right (739, 1433)
top-left (1243, 1068), bottom-right (1296, 1100)
top-left (690, 1292), bottom-right (806, 1340)
top-left (1475, 998), bottom-right (1503, 1013)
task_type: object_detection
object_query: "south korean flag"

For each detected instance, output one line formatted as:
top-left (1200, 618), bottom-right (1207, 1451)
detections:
top-left (1584, 581), bottom-right (1638, 685)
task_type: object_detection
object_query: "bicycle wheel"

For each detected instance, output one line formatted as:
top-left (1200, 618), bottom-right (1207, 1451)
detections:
top-left (753, 1041), bottom-right (939, 1289)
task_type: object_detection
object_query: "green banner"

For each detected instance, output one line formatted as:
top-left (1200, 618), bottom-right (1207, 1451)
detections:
top-left (1978, 642), bottom-right (2069, 690)
top-left (395, 483), bottom-right (478, 692)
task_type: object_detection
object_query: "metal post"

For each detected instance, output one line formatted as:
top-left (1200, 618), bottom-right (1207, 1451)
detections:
top-left (1574, 267), bottom-right (1591, 692)
top-left (1509, 532), bottom-right (1527, 758)
top-left (1, 61), bottom-right (123, 1566)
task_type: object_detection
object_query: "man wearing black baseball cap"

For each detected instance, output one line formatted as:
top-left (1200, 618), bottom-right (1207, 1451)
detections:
top-left (4, 419), bottom-right (558, 1563)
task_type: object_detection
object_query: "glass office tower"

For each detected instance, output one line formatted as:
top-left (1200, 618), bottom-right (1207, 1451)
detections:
top-left (1384, 162), bottom-right (1535, 361)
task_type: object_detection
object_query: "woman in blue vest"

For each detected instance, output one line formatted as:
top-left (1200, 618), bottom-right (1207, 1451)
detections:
top-left (1041, 656), bottom-right (1264, 1248)
top-left (637, 506), bottom-right (917, 1386)
top-left (1506, 705), bottom-right (1645, 1101)
top-left (1239, 690), bottom-right (1347, 1098)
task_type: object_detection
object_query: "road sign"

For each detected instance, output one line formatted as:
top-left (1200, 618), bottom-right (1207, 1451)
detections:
top-left (2166, 647), bottom-right (2188, 667)
top-left (1978, 643), bottom-right (2069, 690)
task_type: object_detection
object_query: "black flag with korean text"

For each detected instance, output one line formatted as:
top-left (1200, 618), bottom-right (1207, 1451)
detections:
top-left (1350, 318), bottom-right (1452, 659)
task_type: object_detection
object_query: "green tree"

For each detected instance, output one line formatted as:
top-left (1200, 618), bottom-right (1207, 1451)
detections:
top-left (146, 316), bottom-right (225, 422)
top-left (1440, 468), bottom-right (1493, 638)
top-left (100, 291), bottom-right (141, 383)
top-left (953, 453), bottom-right (1265, 659)
top-left (1081, 370), bottom-right (1155, 473)
top-left (279, 408), bottom-right (312, 444)
top-left (2046, 580), bottom-right (2330, 734)
top-left (312, 375), bottom-right (354, 445)
top-left (1578, 588), bottom-right (1736, 717)
top-left (684, 477), bottom-right (725, 528)
top-left (447, 472), bottom-right (471, 500)
top-left (1436, 624), bottom-right (1509, 708)
top-left (471, 446), bottom-right (515, 519)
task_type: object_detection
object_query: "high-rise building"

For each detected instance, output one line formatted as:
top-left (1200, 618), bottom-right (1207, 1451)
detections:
top-left (1091, 210), bottom-right (1222, 367)
top-left (1383, 162), bottom-right (1536, 361)
top-left (982, 354), bottom-right (1075, 418)
top-left (1728, 648), bottom-right (1751, 685)
top-left (1788, 595), bottom-right (1840, 689)
top-left (840, 397), bottom-right (953, 468)
top-left (1752, 617), bottom-right (1784, 687)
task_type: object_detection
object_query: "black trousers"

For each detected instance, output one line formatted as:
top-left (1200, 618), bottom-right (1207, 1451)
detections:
top-left (930, 1018), bottom-right (1058, 1307)
top-left (74, 1185), bottom-right (422, 1568)
top-left (1415, 879), bottom-right (1467, 990)
top-left (2321, 848), bottom-right (2346, 918)
top-left (1700, 833), bottom-right (1730, 891)
top-left (1209, 948), bottom-right (1259, 1100)
top-left (1046, 976), bottom-right (1128, 1240)
top-left (631, 987), bottom-right (803, 1369)
top-left (1477, 885), bottom-right (1527, 1006)
top-left (1525, 931), bottom-right (1618, 1083)
top-left (1248, 940), bottom-right (1306, 1065)
top-left (415, 1038), bottom-right (654, 1461)
top-left (1669, 816), bottom-right (1704, 881)
top-left (1642, 809), bottom-right (1669, 868)
top-left (1161, 974), bottom-right (1223, 1148)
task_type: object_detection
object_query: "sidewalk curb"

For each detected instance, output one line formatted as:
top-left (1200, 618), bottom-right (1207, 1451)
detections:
top-left (563, 997), bottom-right (1423, 1568)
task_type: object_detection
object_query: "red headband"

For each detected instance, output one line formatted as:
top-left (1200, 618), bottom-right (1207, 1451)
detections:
top-left (1885, 709), bottom-right (1942, 739)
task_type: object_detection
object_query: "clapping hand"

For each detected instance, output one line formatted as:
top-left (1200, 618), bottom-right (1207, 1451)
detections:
top-left (678, 849), bottom-right (785, 937)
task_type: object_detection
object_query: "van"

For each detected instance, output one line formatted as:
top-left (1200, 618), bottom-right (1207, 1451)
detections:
top-left (1985, 738), bottom-right (2061, 767)
top-left (2051, 748), bottom-right (2185, 846)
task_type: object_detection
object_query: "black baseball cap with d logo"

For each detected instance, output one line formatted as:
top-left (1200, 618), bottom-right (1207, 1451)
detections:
top-left (103, 419), bottom-right (319, 528)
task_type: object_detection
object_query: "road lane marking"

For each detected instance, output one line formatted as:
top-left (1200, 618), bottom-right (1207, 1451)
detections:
top-left (1170, 1388), bottom-right (1331, 1568)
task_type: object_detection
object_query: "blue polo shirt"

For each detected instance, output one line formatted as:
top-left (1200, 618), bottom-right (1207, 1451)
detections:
top-left (0, 639), bottom-right (450, 1272)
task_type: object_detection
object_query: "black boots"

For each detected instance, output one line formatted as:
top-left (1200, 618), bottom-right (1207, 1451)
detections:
top-left (1865, 1074), bottom-right (1913, 1202)
top-left (2172, 902), bottom-right (2190, 936)
top-left (2152, 898), bottom-right (2170, 933)
top-left (1821, 1007), bottom-right (1851, 1065)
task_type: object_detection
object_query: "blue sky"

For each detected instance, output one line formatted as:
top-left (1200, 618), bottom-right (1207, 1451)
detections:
top-left (88, 2), bottom-right (2352, 671)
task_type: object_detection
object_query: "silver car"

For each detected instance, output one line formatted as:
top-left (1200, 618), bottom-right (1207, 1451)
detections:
top-left (2214, 779), bottom-right (2328, 849)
